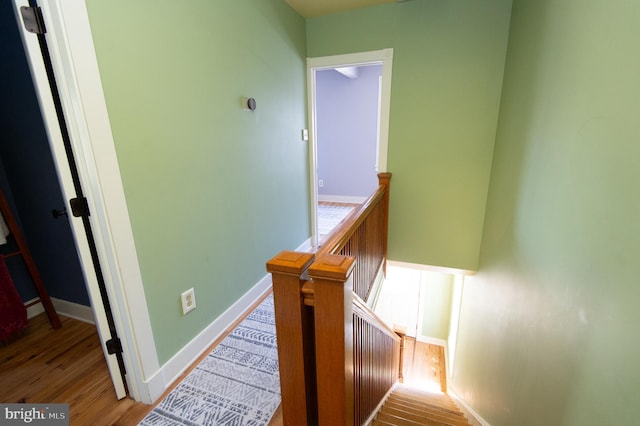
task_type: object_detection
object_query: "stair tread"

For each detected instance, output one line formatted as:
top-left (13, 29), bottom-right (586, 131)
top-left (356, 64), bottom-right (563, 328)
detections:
top-left (393, 391), bottom-right (456, 407)
top-left (393, 386), bottom-right (455, 401)
top-left (393, 388), bottom-right (455, 400)
top-left (384, 401), bottom-right (468, 421)
top-left (389, 395), bottom-right (459, 412)
top-left (390, 392), bottom-right (457, 405)
top-left (372, 384), bottom-right (471, 426)
top-left (380, 405), bottom-right (470, 426)
top-left (387, 396), bottom-right (463, 415)
top-left (376, 411), bottom-right (451, 426)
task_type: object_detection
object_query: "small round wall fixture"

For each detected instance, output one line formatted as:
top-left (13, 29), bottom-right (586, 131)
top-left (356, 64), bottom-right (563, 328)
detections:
top-left (247, 97), bottom-right (256, 111)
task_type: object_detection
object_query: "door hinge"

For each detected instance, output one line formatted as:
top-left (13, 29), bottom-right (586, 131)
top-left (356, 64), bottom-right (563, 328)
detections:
top-left (106, 338), bottom-right (123, 355)
top-left (70, 197), bottom-right (90, 217)
top-left (20, 6), bottom-right (47, 35)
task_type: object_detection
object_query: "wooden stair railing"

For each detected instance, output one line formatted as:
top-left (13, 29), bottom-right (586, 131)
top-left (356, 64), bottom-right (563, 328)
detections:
top-left (352, 294), bottom-right (402, 425)
top-left (318, 173), bottom-right (391, 301)
top-left (267, 173), bottom-right (395, 426)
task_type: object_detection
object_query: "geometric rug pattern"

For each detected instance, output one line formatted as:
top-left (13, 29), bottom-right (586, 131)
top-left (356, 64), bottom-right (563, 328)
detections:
top-left (317, 203), bottom-right (356, 236)
top-left (139, 295), bottom-right (280, 425)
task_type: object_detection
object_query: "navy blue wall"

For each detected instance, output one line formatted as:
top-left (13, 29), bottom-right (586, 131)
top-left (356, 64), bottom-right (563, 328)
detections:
top-left (0, 2), bottom-right (90, 307)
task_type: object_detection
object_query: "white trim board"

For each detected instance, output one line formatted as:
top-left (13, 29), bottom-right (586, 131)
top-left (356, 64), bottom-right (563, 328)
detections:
top-left (144, 274), bottom-right (273, 403)
top-left (307, 48), bottom-right (393, 172)
top-left (307, 48), bottom-right (393, 248)
top-left (26, 297), bottom-right (95, 324)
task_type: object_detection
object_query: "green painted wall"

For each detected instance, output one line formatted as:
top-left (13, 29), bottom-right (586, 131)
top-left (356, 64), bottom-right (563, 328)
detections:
top-left (307, 0), bottom-right (512, 271)
top-left (452, 0), bottom-right (640, 424)
top-left (85, 0), bottom-right (309, 363)
top-left (419, 271), bottom-right (453, 341)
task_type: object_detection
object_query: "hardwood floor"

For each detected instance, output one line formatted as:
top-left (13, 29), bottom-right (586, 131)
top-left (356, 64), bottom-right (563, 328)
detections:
top-left (0, 313), bottom-right (150, 425)
top-left (402, 337), bottom-right (447, 393)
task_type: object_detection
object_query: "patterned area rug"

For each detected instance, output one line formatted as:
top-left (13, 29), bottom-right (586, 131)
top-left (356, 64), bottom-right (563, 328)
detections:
top-left (139, 295), bottom-right (280, 426)
top-left (317, 203), bottom-right (356, 236)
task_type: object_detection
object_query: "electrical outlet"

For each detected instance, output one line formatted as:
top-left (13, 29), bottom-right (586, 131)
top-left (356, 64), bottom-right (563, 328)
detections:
top-left (319, 179), bottom-right (324, 188)
top-left (181, 288), bottom-right (196, 315)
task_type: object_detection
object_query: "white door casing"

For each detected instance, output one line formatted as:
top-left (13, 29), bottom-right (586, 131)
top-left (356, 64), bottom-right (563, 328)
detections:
top-left (12, 0), bottom-right (159, 403)
top-left (306, 49), bottom-right (393, 247)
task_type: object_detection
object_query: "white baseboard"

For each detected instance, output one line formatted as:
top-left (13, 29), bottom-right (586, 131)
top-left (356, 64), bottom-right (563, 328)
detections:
top-left (295, 237), bottom-right (313, 253)
top-left (318, 194), bottom-right (367, 204)
top-left (449, 388), bottom-right (491, 426)
top-left (26, 297), bottom-right (95, 324)
top-left (26, 297), bottom-right (44, 319)
top-left (416, 335), bottom-right (447, 347)
top-left (144, 274), bottom-right (273, 403)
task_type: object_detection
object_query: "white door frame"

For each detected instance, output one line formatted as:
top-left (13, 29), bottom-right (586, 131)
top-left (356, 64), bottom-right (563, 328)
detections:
top-left (306, 49), bottom-right (393, 247)
top-left (12, 0), bottom-right (159, 403)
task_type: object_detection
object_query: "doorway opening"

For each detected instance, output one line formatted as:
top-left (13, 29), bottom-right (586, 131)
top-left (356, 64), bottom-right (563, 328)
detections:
top-left (307, 49), bottom-right (393, 248)
top-left (373, 262), bottom-right (465, 393)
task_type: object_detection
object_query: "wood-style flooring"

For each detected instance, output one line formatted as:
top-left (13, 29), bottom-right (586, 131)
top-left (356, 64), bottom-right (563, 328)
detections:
top-left (402, 337), bottom-right (447, 393)
top-left (0, 314), bottom-right (150, 425)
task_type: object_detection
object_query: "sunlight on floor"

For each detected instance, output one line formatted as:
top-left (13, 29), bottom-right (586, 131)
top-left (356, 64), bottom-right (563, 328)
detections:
top-left (403, 375), bottom-right (443, 394)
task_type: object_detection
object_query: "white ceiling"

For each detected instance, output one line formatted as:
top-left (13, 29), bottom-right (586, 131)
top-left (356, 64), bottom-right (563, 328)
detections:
top-left (285, 0), bottom-right (397, 18)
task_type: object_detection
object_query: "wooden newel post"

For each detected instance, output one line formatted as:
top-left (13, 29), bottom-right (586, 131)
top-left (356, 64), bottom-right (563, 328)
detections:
top-left (309, 254), bottom-right (356, 426)
top-left (266, 251), bottom-right (316, 426)
top-left (377, 172), bottom-right (392, 275)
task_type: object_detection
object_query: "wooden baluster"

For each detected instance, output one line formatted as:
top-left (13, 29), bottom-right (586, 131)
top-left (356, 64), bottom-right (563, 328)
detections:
top-left (395, 326), bottom-right (407, 383)
top-left (309, 254), bottom-right (356, 426)
top-left (266, 251), bottom-right (317, 426)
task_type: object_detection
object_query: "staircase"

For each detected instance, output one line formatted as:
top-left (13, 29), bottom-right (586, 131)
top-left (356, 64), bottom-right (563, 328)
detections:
top-left (372, 384), bottom-right (471, 426)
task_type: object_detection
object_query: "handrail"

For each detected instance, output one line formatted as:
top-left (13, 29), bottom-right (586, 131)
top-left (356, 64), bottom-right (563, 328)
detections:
top-left (316, 173), bottom-right (391, 302)
top-left (317, 184), bottom-right (386, 257)
top-left (352, 295), bottom-right (400, 343)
